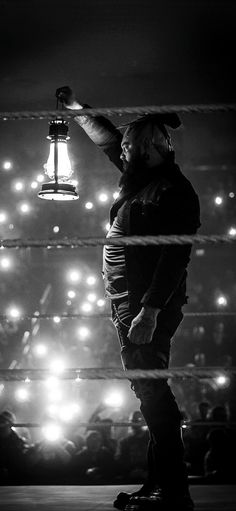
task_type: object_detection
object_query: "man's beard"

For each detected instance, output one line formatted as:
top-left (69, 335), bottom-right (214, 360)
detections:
top-left (119, 154), bottom-right (157, 194)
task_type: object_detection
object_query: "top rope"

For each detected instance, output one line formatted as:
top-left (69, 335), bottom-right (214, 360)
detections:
top-left (0, 103), bottom-right (236, 121)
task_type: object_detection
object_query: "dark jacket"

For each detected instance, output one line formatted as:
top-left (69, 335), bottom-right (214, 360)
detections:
top-left (76, 114), bottom-right (201, 313)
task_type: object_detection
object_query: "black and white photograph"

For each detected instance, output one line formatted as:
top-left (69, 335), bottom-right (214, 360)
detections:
top-left (0, 1), bottom-right (236, 509)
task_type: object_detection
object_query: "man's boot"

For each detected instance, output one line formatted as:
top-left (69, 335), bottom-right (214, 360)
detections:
top-left (113, 480), bottom-right (155, 510)
top-left (123, 486), bottom-right (194, 510)
top-left (113, 434), bottom-right (158, 510)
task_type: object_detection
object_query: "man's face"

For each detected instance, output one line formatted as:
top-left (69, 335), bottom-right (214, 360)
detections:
top-left (119, 126), bottom-right (151, 192)
top-left (119, 122), bottom-right (169, 192)
top-left (120, 127), bottom-right (140, 167)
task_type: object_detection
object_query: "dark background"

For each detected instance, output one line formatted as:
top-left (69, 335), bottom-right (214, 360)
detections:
top-left (1, 0), bottom-right (236, 109)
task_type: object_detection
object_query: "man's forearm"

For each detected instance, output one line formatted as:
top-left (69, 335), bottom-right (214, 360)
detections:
top-left (66, 101), bottom-right (122, 152)
top-left (75, 111), bottom-right (122, 148)
top-left (141, 305), bottom-right (161, 318)
top-left (56, 88), bottom-right (123, 170)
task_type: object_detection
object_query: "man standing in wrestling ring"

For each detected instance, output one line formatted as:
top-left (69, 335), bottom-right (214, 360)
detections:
top-left (56, 86), bottom-right (201, 511)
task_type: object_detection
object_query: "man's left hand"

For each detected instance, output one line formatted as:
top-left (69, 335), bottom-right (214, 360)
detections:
top-left (127, 306), bottom-right (161, 345)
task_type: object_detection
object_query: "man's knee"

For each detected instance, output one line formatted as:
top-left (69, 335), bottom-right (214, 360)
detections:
top-left (140, 390), bottom-right (183, 425)
top-left (131, 378), bottom-right (168, 403)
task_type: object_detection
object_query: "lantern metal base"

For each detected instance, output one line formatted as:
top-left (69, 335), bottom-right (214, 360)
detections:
top-left (38, 182), bottom-right (79, 201)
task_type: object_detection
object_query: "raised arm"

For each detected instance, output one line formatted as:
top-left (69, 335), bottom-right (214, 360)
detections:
top-left (56, 86), bottom-right (123, 171)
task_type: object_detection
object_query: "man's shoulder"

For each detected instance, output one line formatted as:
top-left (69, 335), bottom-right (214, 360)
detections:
top-left (140, 175), bottom-right (173, 202)
top-left (162, 168), bottom-right (199, 203)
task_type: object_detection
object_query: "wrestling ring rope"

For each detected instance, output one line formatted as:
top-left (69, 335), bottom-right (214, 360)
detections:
top-left (1, 233), bottom-right (236, 248)
top-left (0, 102), bottom-right (236, 120)
top-left (0, 311), bottom-right (235, 320)
top-left (11, 421), bottom-right (236, 429)
top-left (0, 366), bottom-right (234, 381)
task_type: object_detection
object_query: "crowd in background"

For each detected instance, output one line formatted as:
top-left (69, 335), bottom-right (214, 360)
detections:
top-left (1, 397), bottom-right (236, 485)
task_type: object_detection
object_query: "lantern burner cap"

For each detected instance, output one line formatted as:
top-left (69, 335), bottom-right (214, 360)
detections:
top-left (47, 119), bottom-right (70, 140)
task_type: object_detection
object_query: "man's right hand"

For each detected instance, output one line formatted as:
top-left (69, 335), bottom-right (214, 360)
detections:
top-left (55, 86), bottom-right (83, 110)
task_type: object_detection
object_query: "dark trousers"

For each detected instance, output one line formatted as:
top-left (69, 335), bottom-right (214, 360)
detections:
top-left (111, 298), bottom-right (189, 492)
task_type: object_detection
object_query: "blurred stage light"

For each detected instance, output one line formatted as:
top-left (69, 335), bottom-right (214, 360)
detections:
top-left (85, 201), bottom-right (94, 210)
top-left (104, 390), bottom-right (124, 408)
top-left (67, 269), bottom-right (81, 283)
top-left (8, 224), bottom-right (14, 230)
top-left (105, 222), bottom-right (110, 232)
top-left (215, 374), bottom-right (230, 388)
top-left (0, 257), bottom-right (11, 270)
top-left (46, 404), bottom-right (58, 417)
top-left (86, 275), bottom-right (96, 286)
top-left (44, 376), bottom-right (59, 389)
top-left (53, 225), bottom-right (60, 233)
top-left (42, 422), bottom-right (63, 442)
top-left (36, 174), bottom-right (45, 183)
top-left (214, 196), bottom-right (223, 206)
top-left (229, 192), bottom-right (235, 198)
top-left (229, 227), bottom-right (236, 237)
top-left (0, 212), bottom-right (7, 223)
top-left (195, 249), bottom-right (205, 257)
top-left (6, 306), bottom-right (21, 320)
top-left (49, 359), bottom-right (65, 374)
top-left (48, 388), bottom-right (63, 402)
top-left (3, 160), bottom-right (13, 171)
top-left (77, 326), bottom-right (90, 340)
top-left (30, 181), bottom-right (38, 189)
top-left (67, 290), bottom-right (76, 299)
top-left (53, 316), bottom-right (61, 324)
top-left (97, 299), bottom-right (105, 307)
top-left (34, 343), bottom-right (48, 357)
top-left (15, 387), bottom-right (30, 402)
top-left (58, 403), bottom-right (81, 422)
top-left (87, 293), bottom-right (97, 303)
top-left (81, 302), bottom-right (93, 313)
top-left (216, 295), bottom-right (228, 307)
top-left (113, 191), bottom-right (120, 200)
top-left (19, 202), bottom-right (30, 214)
top-left (14, 181), bottom-right (24, 192)
top-left (98, 192), bottom-right (109, 203)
